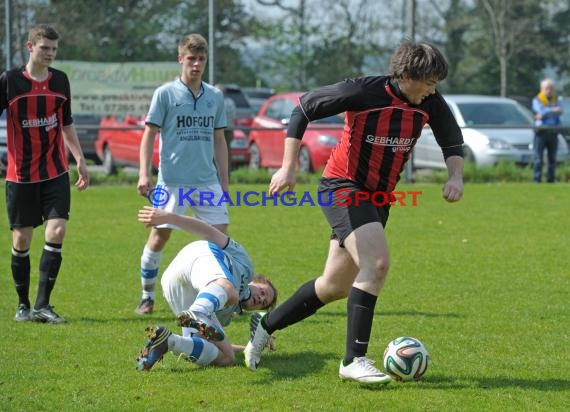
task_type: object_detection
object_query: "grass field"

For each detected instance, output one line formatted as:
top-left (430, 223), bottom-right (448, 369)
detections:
top-left (0, 181), bottom-right (568, 411)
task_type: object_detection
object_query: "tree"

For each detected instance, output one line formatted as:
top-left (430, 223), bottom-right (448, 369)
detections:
top-left (480, 0), bottom-right (548, 96)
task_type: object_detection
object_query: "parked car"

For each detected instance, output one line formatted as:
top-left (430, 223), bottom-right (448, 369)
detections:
top-left (243, 87), bottom-right (275, 114)
top-left (96, 114), bottom-right (156, 175)
top-left (0, 111), bottom-right (6, 176)
top-left (219, 83), bottom-right (256, 130)
top-left (248, 92), bottom-right (343, 172)
top-left (230, 128), bottom-right (250, 169)
top-left (96, 114), bottom-right (248, 175)
top-left (413, 95), bottom-right (569, 169)
top-left (73, 113), bottom-right (102, 164)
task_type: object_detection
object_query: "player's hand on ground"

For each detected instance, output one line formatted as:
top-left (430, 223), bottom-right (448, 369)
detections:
top-left (269, 167), bottom-right (297, 195)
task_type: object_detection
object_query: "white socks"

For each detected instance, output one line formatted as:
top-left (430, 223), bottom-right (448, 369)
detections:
top-left (169, 334), bottom-right (219, 367)
top-left (140, 246), bottom-right (163, 300)
top-left (190, 282), bottom-right (228, 315)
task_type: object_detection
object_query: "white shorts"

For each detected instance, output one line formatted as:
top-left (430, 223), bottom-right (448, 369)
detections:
top-left (150, 182), bottom-right (229, 229)
top-left (160, 241), bottom-right (230, 317)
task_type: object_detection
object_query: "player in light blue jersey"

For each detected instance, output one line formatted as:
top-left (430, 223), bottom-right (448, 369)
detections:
top-left (135, 207), bottom-right (277, 370)
top-left (135, 34), bottom-right (230, 315)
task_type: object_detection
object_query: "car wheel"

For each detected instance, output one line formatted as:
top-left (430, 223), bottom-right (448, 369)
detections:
top-left (249, 142), bottom-right (261, 170)
top-left (463, 145), bottom-right (476, 164)
top-left (103, 146), bottom-right (117, 175)
top-left (298, 146), bottom-right (313, 173)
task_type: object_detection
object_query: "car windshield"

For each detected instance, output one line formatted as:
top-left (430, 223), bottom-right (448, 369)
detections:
top-left (457, 102), bottom-right (533, 127)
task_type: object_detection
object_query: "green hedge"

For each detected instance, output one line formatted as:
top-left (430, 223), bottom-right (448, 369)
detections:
top-left (68, 161), bottom-right (570, 186)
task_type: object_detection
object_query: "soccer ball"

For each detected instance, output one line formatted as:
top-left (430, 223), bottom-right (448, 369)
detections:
top-left (383, 336), bottom-right (429, 381)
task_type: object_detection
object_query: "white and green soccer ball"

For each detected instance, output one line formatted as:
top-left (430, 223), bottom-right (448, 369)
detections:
top-left (383, 336), bottom-right (429, 381)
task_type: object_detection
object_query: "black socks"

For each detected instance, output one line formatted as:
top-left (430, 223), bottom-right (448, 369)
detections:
top-left (344, 287), bottom-right (377, 365)
top-left (263, 279), bottom-right (324, 334)
top-left (34, 242), bottom-right (62, 309)
top-left (11, 248), bottom-right (31, 307)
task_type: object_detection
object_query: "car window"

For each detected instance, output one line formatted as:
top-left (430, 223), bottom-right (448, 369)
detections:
top-left (280, 100), bottom-right (297, 119)
top-left (265, 99), bottom-right (286, 120)
top-left (226, 89), bottom-right (252, 109)
top-left (457, 102), bottom-right (533, 126)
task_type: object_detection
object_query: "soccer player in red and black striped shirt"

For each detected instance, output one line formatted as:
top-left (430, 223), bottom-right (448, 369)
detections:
top-left (245, 41), bottom-right (464, 384)
top-left (0, 24), bottom-right (89, 324)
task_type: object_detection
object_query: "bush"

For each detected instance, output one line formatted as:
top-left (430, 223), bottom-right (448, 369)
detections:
top-left (70, 161), bottom-right (570, 186)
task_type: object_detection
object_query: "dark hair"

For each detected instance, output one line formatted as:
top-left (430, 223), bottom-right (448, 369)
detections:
top-left (389, 41), bottom-right (448, 82)
top-left (178, 33), bottom-right (208, 55)
top-left (252, 274), bottom-right (278, 311)
top-left (28, 24), bottom-right (59, 44)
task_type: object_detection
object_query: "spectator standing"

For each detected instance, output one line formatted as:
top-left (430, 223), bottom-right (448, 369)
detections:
top-left (532, 78), bottom-right (563, 183)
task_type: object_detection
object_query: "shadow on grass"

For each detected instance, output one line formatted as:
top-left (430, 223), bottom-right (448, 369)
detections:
top-left (389, 375), bottom-right (570, 392)
top-left (316, 309), bottom-right (463, 319)
top-left (231, 350), bottom-right (339, 382)
top-left (74, 316), bottom-right (176, 324)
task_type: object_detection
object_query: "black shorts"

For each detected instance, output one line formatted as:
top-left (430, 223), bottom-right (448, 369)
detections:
top-left (318, 178), bottom-right (390, 247)
top-left (5, 173), bottom-right (71, 229)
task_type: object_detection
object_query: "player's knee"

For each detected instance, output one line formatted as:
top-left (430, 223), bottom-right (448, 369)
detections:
top-left (46, 223), bottom-right (66, 243)
top-left (12, 230), bottom-right (32, 250)
top-left (371, 256), bottom-right (390, 279)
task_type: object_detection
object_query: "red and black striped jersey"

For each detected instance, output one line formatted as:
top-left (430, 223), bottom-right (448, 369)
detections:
top-left (298, 76), bottom-right (463, 193)
top-left (0, 67), bottom-right (72, 183)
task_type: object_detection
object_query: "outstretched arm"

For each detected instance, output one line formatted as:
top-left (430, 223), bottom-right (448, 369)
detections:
top-left (138, 206), bottom-right (229, 248)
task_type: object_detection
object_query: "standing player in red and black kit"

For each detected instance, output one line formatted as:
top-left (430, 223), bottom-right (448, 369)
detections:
top-left (0, 24), bottom-right (89, 323)
top-left (244, 41), bottom-right (464, 385)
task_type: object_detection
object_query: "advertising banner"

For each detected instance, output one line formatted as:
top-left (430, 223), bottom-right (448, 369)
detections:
top-left (53, 61), bottom-right (180, 116)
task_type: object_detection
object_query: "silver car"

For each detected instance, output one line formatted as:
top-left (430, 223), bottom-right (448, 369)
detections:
top-left (413, 95), bottom-right (569, 169)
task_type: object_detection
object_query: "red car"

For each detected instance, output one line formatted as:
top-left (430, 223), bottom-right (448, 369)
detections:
top-left (95, 115), bottom-right (249, 175)
top-left (247, 92), bottom-right (343, 172)
top-left (95, 114), bottom-right (156, 175)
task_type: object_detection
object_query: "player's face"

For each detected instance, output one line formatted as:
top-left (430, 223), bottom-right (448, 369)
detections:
top-left (242, 283), bottom-right (275, 311)
top-left (179, 50), bottom-right (207, 82)
top-left (399, 76), bottom-right (438, 105)
top-left (27, 38), bottom-right (58, 68)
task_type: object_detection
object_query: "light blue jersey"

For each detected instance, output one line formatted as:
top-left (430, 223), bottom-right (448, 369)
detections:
top-left (146, 79), bottom-right (227, 186)
top-left (207, 239), bottom-right (254, 326)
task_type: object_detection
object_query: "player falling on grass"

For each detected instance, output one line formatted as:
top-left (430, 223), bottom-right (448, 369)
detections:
top-left (0, 24), bottom-right (89, 324)
top-left (244, 41), bottom-right (464, 385)
top-left (135, 33), bottom-right (230, 316)
top-left (135, 207), bottom-right (277, 370)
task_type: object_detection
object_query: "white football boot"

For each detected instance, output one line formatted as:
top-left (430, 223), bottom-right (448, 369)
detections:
top-left (339, 356), bottom-right (392, 385)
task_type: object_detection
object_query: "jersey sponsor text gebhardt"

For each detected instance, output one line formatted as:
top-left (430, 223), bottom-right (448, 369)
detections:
top-left (365, 134), bottom-right (415, 153)
top-left (22, 113), bottom-right (59, 131)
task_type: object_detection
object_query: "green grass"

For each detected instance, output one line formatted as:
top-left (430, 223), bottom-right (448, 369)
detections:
top-left (0, 181), bottom-right (569, 411)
